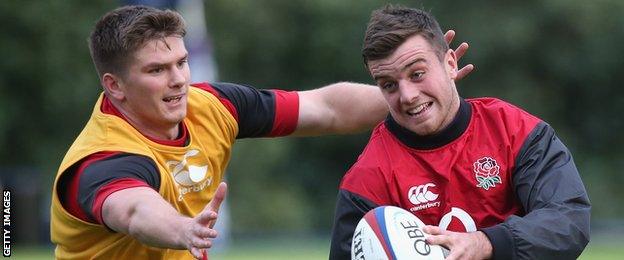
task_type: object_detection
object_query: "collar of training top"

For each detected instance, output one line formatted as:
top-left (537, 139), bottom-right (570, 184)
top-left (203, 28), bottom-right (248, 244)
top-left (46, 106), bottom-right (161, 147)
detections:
top-left (385, 98), bottom-right (471, 150)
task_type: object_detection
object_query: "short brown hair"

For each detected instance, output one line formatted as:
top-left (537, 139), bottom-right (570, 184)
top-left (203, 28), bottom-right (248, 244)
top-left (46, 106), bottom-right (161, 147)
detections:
top-left (88, 5), bottom-right (186, 78)
top-left (362, 5), bottom-right (448, 65)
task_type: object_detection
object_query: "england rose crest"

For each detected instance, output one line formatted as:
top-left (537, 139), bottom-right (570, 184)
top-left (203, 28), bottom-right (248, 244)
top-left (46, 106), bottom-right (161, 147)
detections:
top-left (473, 157), bottom-right (502, 190)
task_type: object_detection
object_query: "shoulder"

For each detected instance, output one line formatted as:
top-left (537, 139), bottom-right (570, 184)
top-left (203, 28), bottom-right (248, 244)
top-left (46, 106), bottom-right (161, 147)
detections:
top-left (81, 153), bottom-right (159, 185)
top-left (340, 124), bottom-right (396, 201)
top-left (191, 82), bottom-right (299, 138)
top-left (467, 97), bottom-right (541, 122)
top-left (467, 97), bottom-right (542, 133)
top-left (348, 123), bottom-right (393, 172)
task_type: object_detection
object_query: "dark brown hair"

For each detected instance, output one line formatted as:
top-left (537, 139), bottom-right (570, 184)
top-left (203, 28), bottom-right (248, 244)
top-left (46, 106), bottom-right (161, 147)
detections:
top-left (362, 5), bottom-right (448, 66)
top-left (88, 5), bottom-right (186, 78)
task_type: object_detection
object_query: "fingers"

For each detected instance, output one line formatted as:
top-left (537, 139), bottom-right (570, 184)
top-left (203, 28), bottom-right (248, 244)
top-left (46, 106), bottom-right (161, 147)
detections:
top-left (445, 30), bottom-right (475, 81)
top-left (423, 225), bottom-right (451, 247)
top-left (191, 236), bottom-right (213, 249)
top-left (188, 183), bottom-right (228, 258)
top-left (444, 30), bottom-right (456, 45)
top-left (190, 248), bottom-right (210, 260)
top-left (188, 224), bottom-right (217, 259)
top-left (423, 225), bottom-right (444, 235)
top-left (205, 182), bottom-right (227, 228)
top-left (453, 41), bottom-right (474, 81)
top-left (192, 223), bottom-right (218, 239)
top-left (454, 42), bottom-right (469, 61)
top-left (456, 64), bottom-right (474, 81)
top-left (207, 182), bottom-right (228, 214)
top-left (195, 210), bottom-right (218, 226)
top-left (190, 247), bottom-right (205, 259)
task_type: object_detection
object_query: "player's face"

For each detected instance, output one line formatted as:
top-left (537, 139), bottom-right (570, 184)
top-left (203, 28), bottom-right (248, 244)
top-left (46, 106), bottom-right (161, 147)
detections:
top-left (368, 34), bottom-right (460, 136)
top-left (117, 36), bottom-right (190, 138)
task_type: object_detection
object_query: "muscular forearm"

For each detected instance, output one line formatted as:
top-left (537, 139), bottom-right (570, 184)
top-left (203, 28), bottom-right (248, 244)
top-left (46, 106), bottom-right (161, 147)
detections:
top-left (295, 82), bottom-right (387, 136)
top-left (126, 197), bottom-right (191, 249)
top-left (326, 82), bottom-right (388, 133)
top-left (103, 187), bottom-right (190, 249)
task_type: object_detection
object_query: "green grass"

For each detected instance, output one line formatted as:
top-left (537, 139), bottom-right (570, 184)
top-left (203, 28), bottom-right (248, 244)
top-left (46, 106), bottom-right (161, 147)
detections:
top-left (579, 238), bottom-right (624, 260)
top-left (10, 237), bottom-right (624, 259)
top-left (580, 246), bottom-right (622, 260)
top-left (212, 238), bottom-right (328, 260)
top-left (7, 246), bottom-right (53, 260)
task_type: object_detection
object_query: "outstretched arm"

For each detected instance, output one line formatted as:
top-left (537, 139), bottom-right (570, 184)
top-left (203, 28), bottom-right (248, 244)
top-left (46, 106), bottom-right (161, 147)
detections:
top-left (102, 182), bottom-right (228, 259)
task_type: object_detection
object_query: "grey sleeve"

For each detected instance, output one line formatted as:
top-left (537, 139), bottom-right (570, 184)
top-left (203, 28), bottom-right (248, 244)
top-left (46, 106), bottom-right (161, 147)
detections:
top-left (481, 122), bottom-right (591, 259)
top-left (329, 190), bottom-right (379, 260)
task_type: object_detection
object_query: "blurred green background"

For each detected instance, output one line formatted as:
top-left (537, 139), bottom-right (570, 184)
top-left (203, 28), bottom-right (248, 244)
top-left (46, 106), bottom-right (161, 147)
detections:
top-left (1, 0), bottom-right (623, 258)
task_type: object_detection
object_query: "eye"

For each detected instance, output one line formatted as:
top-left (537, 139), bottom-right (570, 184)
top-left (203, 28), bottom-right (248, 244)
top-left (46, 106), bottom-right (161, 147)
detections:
top-left (177, 58), bottom-right (188, 67)
top-left (379, 81), bottom-right (398, 92)
top-left (149, 67), bottom-right (164, 74)
top-left (410, 71), bottom-right (425, 81)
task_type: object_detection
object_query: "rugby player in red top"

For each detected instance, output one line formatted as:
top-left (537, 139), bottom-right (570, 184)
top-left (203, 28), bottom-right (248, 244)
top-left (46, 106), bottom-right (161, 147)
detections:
top-left (50, 4), bottom-right (474, 259)
top-left (330, 5), bottom-right (590, 260)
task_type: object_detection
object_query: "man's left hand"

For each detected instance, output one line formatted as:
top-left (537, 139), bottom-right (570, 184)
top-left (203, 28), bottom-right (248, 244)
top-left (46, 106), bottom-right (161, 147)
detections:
top-left (424, 225), bottom-right (493, 260)
top-left (444, 30), bottom-right (474, 81)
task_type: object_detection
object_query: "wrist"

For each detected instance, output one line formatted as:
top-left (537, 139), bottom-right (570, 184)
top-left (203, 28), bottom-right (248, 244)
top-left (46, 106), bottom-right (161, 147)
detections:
top-left (477, 231), bottom-right (493, 259)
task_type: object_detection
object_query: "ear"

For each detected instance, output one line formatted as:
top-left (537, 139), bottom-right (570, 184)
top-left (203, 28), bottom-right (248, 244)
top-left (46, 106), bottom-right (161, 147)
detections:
top-left (445, 49), bottom-right (459, 80)
top-left (102, 73), bottom-right (125, 101)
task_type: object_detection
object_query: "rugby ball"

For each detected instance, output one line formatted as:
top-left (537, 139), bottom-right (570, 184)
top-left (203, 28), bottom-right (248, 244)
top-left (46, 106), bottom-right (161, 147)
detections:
top-left (351, 206), bottom-right (447, 260)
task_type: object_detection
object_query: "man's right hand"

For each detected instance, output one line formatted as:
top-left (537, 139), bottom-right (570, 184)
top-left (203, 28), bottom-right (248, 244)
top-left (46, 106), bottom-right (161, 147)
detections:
top-left (102, 182), bottom-right (228, 259)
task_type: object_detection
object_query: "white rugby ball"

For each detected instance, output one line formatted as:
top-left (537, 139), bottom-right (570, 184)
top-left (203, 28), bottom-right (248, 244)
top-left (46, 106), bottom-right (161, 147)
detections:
top-left (351, 206), bottom-right (447, 260)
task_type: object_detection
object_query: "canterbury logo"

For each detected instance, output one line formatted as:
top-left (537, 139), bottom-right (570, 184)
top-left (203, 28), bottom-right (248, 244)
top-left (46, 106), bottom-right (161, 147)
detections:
top-left (408, 183), bottom-right (439, 205)
top-left (166, 149), bottom-right (209, 187)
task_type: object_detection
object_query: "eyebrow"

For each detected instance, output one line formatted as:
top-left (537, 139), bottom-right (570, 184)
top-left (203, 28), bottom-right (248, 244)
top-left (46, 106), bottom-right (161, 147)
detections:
top-left (143, 53), bottom-right (189, 69)
top-left (373, 58), bottom-right (427, 81)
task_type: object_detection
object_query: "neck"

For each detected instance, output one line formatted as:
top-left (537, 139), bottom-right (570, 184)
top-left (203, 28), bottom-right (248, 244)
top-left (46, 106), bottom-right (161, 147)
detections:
top-left (385, 97), bottom-right (471, 150)
top-left (109, 99), bottom-right (180, 140)
top-left (128, 118), bottom-right (180, 140)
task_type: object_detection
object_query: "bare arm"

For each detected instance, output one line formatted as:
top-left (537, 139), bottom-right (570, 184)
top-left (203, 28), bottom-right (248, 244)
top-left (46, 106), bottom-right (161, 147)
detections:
top-left (293, 82), bottom-right (386, 136)
top-left (102, 183), bottom-right (227, 259)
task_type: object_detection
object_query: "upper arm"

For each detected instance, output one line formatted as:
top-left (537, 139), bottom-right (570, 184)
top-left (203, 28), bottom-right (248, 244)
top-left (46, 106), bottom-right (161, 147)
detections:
top-left (205, 82), bottom-right (299, 138)
top-left (513, 122), bottom-right (589, 213)
top-left (77, 154), bottom-right (160, 225)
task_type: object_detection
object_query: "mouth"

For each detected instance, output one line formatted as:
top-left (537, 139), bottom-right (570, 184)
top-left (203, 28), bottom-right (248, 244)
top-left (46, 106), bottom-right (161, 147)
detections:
top-left (406, 102), bottom-right (433, 117)
top-left (163, 94), bottom-right (184, 104)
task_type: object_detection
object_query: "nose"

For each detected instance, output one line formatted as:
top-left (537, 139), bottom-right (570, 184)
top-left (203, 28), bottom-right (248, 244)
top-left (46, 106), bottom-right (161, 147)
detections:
top-left (169, 66), bottom-right (187, 88)
top-left (398, 80), bottom-right (419, 105)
